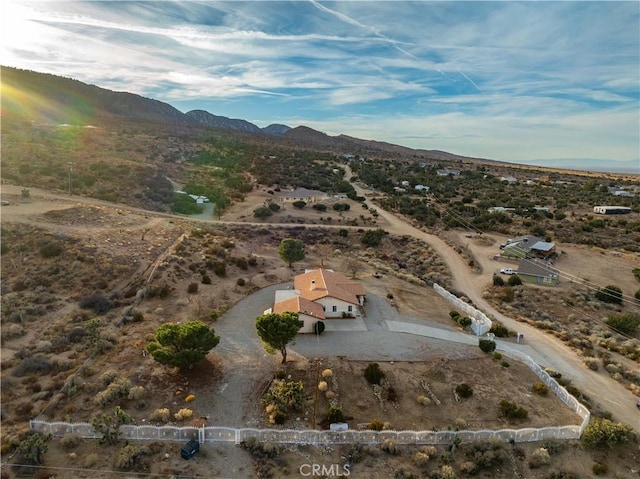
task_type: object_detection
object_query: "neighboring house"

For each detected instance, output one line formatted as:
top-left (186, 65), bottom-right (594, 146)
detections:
top-left (501, 176), bottom-right (518, 184)
top-left (501, 236), bottom-right (555, 259)
top-left (517, 259), bottom-right (560, 286)
top-left (593, 206), bottom-right (632, 215)
top-left (277, 187), bottom-right (329, 204)
top-left (436, 168), bottom-right (461, 177)
top-left (488, 207), bottom-right (516, 214)
top-left (268, 269), bottom-right (366, 333)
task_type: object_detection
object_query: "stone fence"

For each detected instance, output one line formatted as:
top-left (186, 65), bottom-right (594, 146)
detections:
top-left (31, 346), bottom-right (590, 446)
top-left (433, 283), bottom-right (492, 336)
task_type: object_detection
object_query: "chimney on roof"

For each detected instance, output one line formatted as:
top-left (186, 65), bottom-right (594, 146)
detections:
top-left (310, 280), bottom-right (316, 290)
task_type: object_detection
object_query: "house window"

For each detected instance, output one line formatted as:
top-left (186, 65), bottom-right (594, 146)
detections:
top-left (322, 306), bottom-right (325, 311)
top-left (332, 305), bottom-right (337, 312)
top-left (348, 305), bottom-right (353, 312)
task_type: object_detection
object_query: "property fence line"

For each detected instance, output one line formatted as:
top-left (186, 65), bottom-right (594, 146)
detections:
top-left (433, 283), bottom-right (492, 336)
top-left (30, 344), bottom-right (590, 446)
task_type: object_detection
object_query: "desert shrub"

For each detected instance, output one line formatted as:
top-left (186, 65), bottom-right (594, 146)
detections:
top-left (325, 391), bottom-right (335, 400)
top-left (595, 285), bottom-right (623, 304)
top-left (174, 408), bottom-right (193, 421)
top-left (582, 417), bottom-right (634, 447)
top-left (130, 310), bottom-right (144, 323)
top-left (361, 228), bottom-right (387, 247)
top-left (366, 419), bottom-right (385, 431)
top-left (187, 282), bottom-right (199, 294)
top-left (149, 408), bottom-right (170, 423)
top-left (387, 385), bottom-right (398, 402)
top-left (439, 465), bottom-right (456, 479)
top-left (528, 447), bottom-right (551, 468)
top-left (381, 438), bottom-right (399, 455)
top-left (83, 453), bottom-right (99, 468)
top-left (459, 461), bottom-right (477, 474)
top-left (364, 362), bottom-right (385, 385)
top-left (12, 355), bottom-right (52, 377)
top-left (454, 418), bottom-right (468, 430)
top-left (185, 394), bottom-right (195, 403)
top-left (100, 370), bottom-right (119, 386)
top-left (312, 203), bottom-right (327, 212)
top-left (60, 434), bottom-right (80, 451)
top-left (114, 444), bottom-right (150, 471)
top-left (489, 322), bottom-right (510, 337)
top-left (240, 437), bottom-right (281, 459)
top-left (253, 206), bottom-right (273, 218)
top-left (493, 352), bottom-right (502, 360)
top-left (501, 361), bottom-right (510, 368)
top-left (417, 395), bottom-right (430, 406)
top-left (592, 463), bottom-right (608, 475)
top-left (326, 407), bottom-right (345, 423)
top-left (271, 410), bottom-right (288, 425)
top-left (478, 339), bottom-right (496, 353)
top-left (95, 378), bottom-right (132, 406)
top-left (146, 281), bottom-right (170, 299)
top-left (635, 289), bottom-right (640, 300)
top-left (457, 316), bottom-right (472, 328)
top-left (201, 274), bottom-right (211, 285)
top-left (449, 310), bottom-right (461, 320)
top-left (492, 275), bottom-right (505, 286)
top-left (321, 368), bottom-right (333, 378)
top-left (317, 381), bottom-right (328, 392)
top-left (234, 257), bottom-right (248, 270)
top-left (214, 262), bottom-right (226, 276)
top-left (532, 382), bottom-right (549, 396)
top-left (40, 242), bottom-right (63, 258)
top-left (79, 294), bottom-right (113, 314)
top-left (236, 278), bottom-right (245, 287)
top-left (128, 386), bottom-right (146, 401)
top-left (606, 312), bottom-right (640, 335)
top-left (499, 400), bottom-right (528, 420)
top-left (583, 357), bottom-right (599, 371)
top-left (263, 379), bottom-right (305, 412)
top-left (455, 383), bottom-right (473, 398)
top-left (507, 275), bottom-right (522, 286)
top-left (634, 268), bottom-right (640, 282)
top-left (464, 439), bottom-right (508, 470)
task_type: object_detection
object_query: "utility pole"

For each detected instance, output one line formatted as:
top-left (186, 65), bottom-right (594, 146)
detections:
top-left (67, 162), bottom-right (73, 195)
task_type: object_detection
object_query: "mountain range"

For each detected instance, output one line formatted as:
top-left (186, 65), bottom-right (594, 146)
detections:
top-left (0, 66), bottom-right (474, 162)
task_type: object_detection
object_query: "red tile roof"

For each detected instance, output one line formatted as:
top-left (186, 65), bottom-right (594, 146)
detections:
top-left (294, 269), bottom-right (365, 305)
top-left (273, 295), bottom-right (325, 319)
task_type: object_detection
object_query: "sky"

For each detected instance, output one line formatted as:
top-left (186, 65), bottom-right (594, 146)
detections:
top-left (2, 1), bottom-right (639, 170)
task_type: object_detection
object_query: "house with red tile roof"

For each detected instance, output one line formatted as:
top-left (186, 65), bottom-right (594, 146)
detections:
top-left (267, 269), bottom-right (366, 333)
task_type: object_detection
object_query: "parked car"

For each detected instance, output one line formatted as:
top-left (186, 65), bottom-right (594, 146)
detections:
top-left (500, 268), bottom-right (516, 275)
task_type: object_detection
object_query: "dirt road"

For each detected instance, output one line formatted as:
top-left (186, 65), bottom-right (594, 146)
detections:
top-left (346, 167), bottom-right (640, 430)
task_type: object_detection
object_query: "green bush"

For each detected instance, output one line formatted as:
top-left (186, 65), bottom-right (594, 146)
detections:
top-left (449, 311), bottom-right (461, 320)
top-left (457, 316), bottom-right (472, 328)
top-left (361, 228), bottom-right (387, 247)
top-left (312, 203), bottom-right (327, 212)
top-left (79, 294), bottom-right (113, 314)
top-left (582, 418), bottom-right (634, 448)
top-left (201, 274), bottom-right (211, 285)
top-left (507, 275), bottom-right (522, 286)
top-left (292, 200), bottom-right (306, 209)
top-left (236, 278), bottom-right (245, 287)
top-left (532, 382), bottom-right (549, 396)
top-left (326, 407), bottom-right (345, 423)
top-left (364, 362), bottom-right (385, 385)
top-left (489, 322), bottom-right (510, 337)
top-left (605, 313), bottom-right (640, 335)
top-left (633, 268), bottom-right (640, 282)
top-left (455, 383), bottom-right (473, 398)
top-left (492, 275), bottom-right (505, 286)
top-left (479, 339), bottom-right (496, 353)
top-left (187, 282), bottom-right (199, 294)
top-left (40, 242), bottom-right (63, 258)
top-left (595, 285), bottom-right (623, 304)
top-left (499, 400), bottom-right (528, 420)
top-left (592, 463), bottom-right (608, 475)
top-left (253, 206), bottom-right (273, 218)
